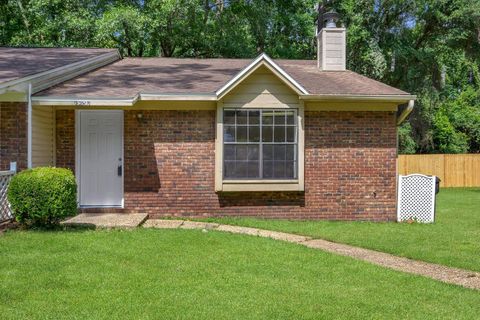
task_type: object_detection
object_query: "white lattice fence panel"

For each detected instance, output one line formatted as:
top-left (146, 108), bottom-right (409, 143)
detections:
top-left (0, 171), bottom-right (15, 222)
top-left (397, 174), bottom-right (436, 223)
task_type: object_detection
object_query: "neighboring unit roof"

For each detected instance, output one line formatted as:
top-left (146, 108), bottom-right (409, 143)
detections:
top-left (0, 47), bottom-right (117, 84)
top-left (35, 57), bottom-right (410, 98)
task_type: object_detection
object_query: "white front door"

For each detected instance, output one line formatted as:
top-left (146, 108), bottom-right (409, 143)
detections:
top-left (78, 110), bottom-right (123, 207)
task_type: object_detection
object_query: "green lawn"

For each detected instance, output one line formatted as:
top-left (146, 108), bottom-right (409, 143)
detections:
top-left (202, 188), bottom-right (480, 272)
top-left (0, 229), bottom-right (479, 319)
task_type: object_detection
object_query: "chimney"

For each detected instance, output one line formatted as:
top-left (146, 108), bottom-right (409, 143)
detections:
top-left (317, 9), bottom-right (346, 71)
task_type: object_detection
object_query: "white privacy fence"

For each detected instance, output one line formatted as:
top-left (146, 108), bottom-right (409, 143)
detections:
top-left (0, 170), bottom-right (15, 222)
top-left (397, 174), bottom-right (437, 223)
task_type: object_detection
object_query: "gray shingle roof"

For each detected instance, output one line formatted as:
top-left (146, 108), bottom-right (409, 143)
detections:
top-left (0, 47), bottom-right (117, 84)
top-left (35, 57), bottom-right (410, 98)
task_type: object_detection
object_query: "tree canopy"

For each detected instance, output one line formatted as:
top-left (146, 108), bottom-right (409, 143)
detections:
top-left (1, 0), bottom-right (479, 153)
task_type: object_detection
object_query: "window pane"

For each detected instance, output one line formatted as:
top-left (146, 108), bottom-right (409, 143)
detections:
top-left (286, 145), bottom-right (295, 160)
top-left (236, 145), bottom-right (248, 160)
top-left (262, 111), bottom-right (274, 125)
top-left (249, 110), bottom-right (260, 125)
top-left (286, 110), bottom-right (295, 125)
top-left (263, 145), bottom-right (273, 160)
top-left (273, 161), bottom-right (286, 178)
top-left (262, 126), bottom-right (273, 142)
top-left (237, 126), bottom-right (247, 142)
top-left (249, 126), bottom-right (260, 142)
top-left (247, 145), bottom-right (259, 161)
top-left (274, 127), bottom-right (286, 143)
top-left (224, 161), bottom-right (235, 178)
top-left (285, 161), bottom-right (296, 179)
top-left (223, 109), bottom-right (297, 181)
top-left (224, 111), bottom-right (236, 125)
top-left (224, 145), bottom-right (235, 160)
top-left (274, 145), bottom-right (286, 161)
top-left (286, 126), bottom-right (295, 142)
top-left (237, 110), bottom-right (247, 124)
top-left (235, 162), bottom-right (248, 178)
top-left (247, 161), bottom-right (260, 178)
top-left (263, 160), bottom-right (273, 178)
top-left (274, 111), bottom-right (285, 125)
top-left (224, 126), bottom-right (235, 142)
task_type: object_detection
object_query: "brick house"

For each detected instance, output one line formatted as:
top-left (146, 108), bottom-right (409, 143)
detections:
top-left (0, 24), bottom-right (415, 221)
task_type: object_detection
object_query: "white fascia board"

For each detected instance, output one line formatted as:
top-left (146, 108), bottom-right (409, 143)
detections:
top-left (300, 94), bottom-right (417, 103)
top-left (0, 50), bottom-right (121, 95)
top-left (32, 94), bottom-right (139, 107)
top-left (216, 53), bottom-right (309, 99)
top-left (32, 93), bottom-right (218, 106)
top-left (140, 93), bottom-right (217, 101)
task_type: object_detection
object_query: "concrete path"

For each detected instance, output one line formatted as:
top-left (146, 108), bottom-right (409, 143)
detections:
top-left (62, 213), bottom-right (148, 229)
top-left (144, 219), bottom-right (480, 290)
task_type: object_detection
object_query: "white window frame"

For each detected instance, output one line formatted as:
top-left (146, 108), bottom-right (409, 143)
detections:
top-left (215, 102), bottom-right (305, 192)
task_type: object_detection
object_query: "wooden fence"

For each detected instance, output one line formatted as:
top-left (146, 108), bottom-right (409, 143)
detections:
top-left (398, 154), bottom-right (480, 187)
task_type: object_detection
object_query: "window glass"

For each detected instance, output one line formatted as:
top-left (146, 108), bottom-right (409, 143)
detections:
top-left (223, 109), bottom-right (297, 180)
top-left (236, 126), bottom-right (247, 142)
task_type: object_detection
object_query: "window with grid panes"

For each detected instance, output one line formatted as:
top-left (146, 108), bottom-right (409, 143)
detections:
top-left (223, 109), bottom-right (297, 180)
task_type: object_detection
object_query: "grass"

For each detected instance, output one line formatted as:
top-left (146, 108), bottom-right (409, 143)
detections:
top-left (201, 188), bottom-right (480, 272)
top-left (0, 228), bottom-right (479, 319)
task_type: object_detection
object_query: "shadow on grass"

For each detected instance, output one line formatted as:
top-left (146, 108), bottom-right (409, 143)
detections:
top-left (1, 221), bottom-right (97, 234)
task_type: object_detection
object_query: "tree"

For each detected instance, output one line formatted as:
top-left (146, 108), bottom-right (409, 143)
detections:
top-left (1, 0), bottom-right (479, 153)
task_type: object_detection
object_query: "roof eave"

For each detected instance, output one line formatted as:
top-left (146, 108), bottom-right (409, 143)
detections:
top-left (0, 50), bottom-right (121, 97)
top-left (299, 94), bottom-right (416, 103)
top-left (32, 95), bottom-right (138, 107)
top-left (31, 93), bottom-right (218, 106)
top-left (140, 93), bottom-right (217, 101)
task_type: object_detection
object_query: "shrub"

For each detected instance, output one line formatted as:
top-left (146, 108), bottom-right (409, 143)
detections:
top-left (7, 167), bottom-right (77, 227)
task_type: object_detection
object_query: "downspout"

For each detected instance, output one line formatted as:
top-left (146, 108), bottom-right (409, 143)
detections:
top-left (395, 99), bottom-right (414, 221)
top-left (396, 99), bottom-right (414, 125)
top-left (27, 83), bottom-right (32, 168)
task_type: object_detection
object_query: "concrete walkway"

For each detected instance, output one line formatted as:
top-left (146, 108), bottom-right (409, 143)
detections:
top-left (144, 219), bottom-right (480, 290)
top-left (62, 213), bottom-right (148, 228)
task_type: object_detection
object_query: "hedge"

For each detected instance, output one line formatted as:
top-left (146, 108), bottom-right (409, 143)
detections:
top-left (7, 167), bottom-right (77, 226)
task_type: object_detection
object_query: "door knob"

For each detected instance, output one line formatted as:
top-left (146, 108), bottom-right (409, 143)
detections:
top-left (118, 164), bottom-right (122, 176)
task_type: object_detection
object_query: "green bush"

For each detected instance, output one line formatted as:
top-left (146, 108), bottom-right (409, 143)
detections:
top-left (7, 167), bottom-right (77, 227)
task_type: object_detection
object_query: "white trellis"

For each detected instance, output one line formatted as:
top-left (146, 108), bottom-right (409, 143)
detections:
top-left (397, 174), bottom-right (437, 223)
top-left (0, 170), bottom-right (15, 222)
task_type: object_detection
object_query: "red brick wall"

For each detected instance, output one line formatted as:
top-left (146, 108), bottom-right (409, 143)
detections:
top-left (122, 110), bottom-right (396, 220)
top-left (55, 110), bottom-right (75, 172)
top-left (303, 111), bottom-right (397, 220)
top-left (123, 110), bottom-right (219, 213)
top-left (57, 109), bottom-right (397, 220)
top-left (0, 102), bottom-right (28, 171)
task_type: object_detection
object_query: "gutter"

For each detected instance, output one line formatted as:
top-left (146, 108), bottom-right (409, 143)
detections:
top-left (32, 94), bottom-right (140, 107)
top-left (33, 92), bottom-right (418, 107)
top-left (299, 94), bottom-right (416, 103)
top-left (32, 93), bottom-right (217, 106)
top-left (140, 93), bottom-right (217, 101)
top-left (0, 50), bottom-right (121, 96)
top-left (396, 99), bottom-right (415, 125)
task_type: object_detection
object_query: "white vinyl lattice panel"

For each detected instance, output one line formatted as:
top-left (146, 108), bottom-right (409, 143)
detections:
top-left (0, 171), bottom-right (15, 222)
top-left (397, 174), bottom-right (436, 223)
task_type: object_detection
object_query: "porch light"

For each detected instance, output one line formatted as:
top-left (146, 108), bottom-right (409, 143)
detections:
top-left (136, 112), bottom-right (146, 124)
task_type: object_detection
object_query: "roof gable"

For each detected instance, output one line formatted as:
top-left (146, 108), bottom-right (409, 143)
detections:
top-left (216, 53), bottom-right (308, 99)
top-left (222, 65), bottom-right (300, 108)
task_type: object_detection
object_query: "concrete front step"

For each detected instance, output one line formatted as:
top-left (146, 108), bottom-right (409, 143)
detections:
top-left (62, 213), bottom-right (148, 229)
